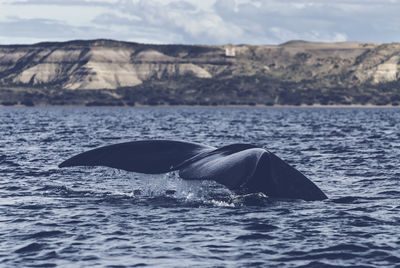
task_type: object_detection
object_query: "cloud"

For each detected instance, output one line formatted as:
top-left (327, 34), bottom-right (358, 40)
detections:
top-left (1, 0), bottom-right (400, 44)
top-left (212, 0), bottom-right (400, 43)
top-left (107, 0), bottom-right (400, 44)
top-left (93, 0), bottom-right (245, 44)
top-left (11, 0), bottom-right (116, 6)
top-left (0, 16), bottom-right (122, 43)
top-left (270, 27), bottom-right (347, 43)
top-left (0, 17), bottom-right (86, 38)
top-left (92, 13), bottom-right (140, 26)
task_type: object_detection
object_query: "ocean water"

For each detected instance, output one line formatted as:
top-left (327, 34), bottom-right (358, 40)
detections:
top-left (0, 107), bottom-right (399, 268)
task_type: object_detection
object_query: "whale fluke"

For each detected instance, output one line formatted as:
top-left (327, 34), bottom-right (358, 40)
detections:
top-left (59, 140), bottom-right (215, 174)
top-left (59, 140), bottom-right (327, 201)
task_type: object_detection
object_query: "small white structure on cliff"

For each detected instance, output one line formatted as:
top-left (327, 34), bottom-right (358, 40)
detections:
top-left (225, 45), bottom-right (236, 57)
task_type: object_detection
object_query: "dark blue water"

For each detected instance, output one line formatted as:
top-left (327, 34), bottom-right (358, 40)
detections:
top-left (1, 107), bottom-right (399, 267)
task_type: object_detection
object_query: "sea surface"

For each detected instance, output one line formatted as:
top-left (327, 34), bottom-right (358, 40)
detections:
top-left (0, 107), bottom-right (399, 268)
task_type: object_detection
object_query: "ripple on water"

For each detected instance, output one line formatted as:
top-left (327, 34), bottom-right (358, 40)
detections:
top-left (1, 107), bottom-right (400, 267)
top-left (15, 243), bottom-right (45, 254)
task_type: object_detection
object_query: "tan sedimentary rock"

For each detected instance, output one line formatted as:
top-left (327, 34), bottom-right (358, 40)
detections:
top-left (0, 39), bottom-right (399, 91)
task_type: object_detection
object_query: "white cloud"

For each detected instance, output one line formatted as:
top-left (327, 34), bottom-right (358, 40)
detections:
top-left (11, 0), bottom-right (117, 5)
top-left (108, 0), bottom-right (245, 44)
top-left (0, 0), bottom-right (399, 44)
top-left (213, 0), bottom-right (400, 43)
top-left (0, 2), bottom-right (109, 27)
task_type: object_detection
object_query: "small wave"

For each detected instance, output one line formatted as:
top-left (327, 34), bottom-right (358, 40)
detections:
top-left (331, 196), bottom-right (361, 204)
top-left (29, 263), bottom-right (57, 267)
top-left (275, 252), bottom-right (361, 262)
top-left (15, 242), bottom-right (44, 254)
top-left (39, 184), bottom-right (95, 198)
top-left (101, 136), bottom-right (123, 141)
top-left (41, 137), bottom-right (56, 143)
top-left (1, 159), bottom-right (19, 167)
top-left (130, 264), bottom-right (147, 267)
top-left (232, 193), bottom-right (271, 206)
top-left (275, 242), bottom-right (399, 267)
top-left (26, 231), bottom-right (65, 239)
top-left (3, 186), bottom-right (21, 191)
top-left (348, 216), bottom-right (382, 227)
top-left (378, 190), bottom-right (400, 195)
top-left (244, 223), bottom-right (278, 232)
top-left (236, 233), bottom-right (274, 240)
top-left (19, 204), bottom-right (47, 210)
top-left (312, 243), bottom-right (369, 253)
top-left (296, 261), bottom-right (372, 268)
top-left (104, 237), bottom-right (130, 242)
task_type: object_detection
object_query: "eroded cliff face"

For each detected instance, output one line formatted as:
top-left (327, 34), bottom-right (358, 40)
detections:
top-left (0, 46), bottom-right (203, 90)
top-left (0, 41), bottom-right (217, 90)
top-left (235, 41), bottom-right (400, 86)
top-left (0, 39), bottom-right (399, 106)
top-left (1, 39), bottom-right (399, 91)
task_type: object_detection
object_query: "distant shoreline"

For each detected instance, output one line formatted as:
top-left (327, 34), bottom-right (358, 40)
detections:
top-left (1, 39), bottom-right (400, 109)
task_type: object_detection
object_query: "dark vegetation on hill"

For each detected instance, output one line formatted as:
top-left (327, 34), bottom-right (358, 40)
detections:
top-left (0, 39), bottom-right (399, 106)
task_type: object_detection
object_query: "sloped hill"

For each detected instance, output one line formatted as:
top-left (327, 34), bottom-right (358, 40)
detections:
top-left (0, 39), bottom-right (399, 106)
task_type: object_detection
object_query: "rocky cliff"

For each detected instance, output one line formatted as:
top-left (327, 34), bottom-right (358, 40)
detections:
top-left (1, 39), bottom-right (399, 106)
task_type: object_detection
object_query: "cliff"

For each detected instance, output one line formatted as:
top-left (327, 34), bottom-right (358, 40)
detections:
top-left (1, 39), bottom-right (399, 106)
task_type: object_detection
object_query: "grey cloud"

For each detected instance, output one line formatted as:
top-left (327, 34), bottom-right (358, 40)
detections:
top-left (110, 0), bottom-right (245, 44)
top-left (1, 17), bottom-right (83, 38)
top-left (213, 0), bottom-right (400, 43)
top-left (92, 13), bottom-right (138, 26)
top-left (93, 0), bottom-right (400, 44)
top-left (90, 11), bottom-right (186, 44)
top-left (11, 0), bottom-right (113, 6)
top-left (0, 17), bottom-right (118, 42)
top-left (2, 0), bottom-right (400, 45)
top-left (167, 1), bottom-right (197, 11)
top-left (213, 0), bottom-right (345, 43)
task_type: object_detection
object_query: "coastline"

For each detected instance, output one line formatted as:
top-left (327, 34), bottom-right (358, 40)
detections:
top-left (2, 39), bottom-right (400, 111)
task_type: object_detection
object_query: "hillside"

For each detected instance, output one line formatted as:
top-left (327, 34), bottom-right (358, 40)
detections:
top-left (0, 39), bottom-right (400, 106)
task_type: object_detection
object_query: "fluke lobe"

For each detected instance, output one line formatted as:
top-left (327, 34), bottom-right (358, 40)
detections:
top-left (59, 140), bottom-right (327, 201)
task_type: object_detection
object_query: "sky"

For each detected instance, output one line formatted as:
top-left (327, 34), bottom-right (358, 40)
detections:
top-left (0, 0), bottom-right (399, 45)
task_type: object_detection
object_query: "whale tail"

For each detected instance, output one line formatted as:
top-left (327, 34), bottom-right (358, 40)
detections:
top-left (59, 140), bottom-right (215, 174)
top-left (177, 146), bottom-right (327, 201)
top-left (59, 139), bottom-right (327, 201)
top-left (248, 152), bottom-right (328, 201)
